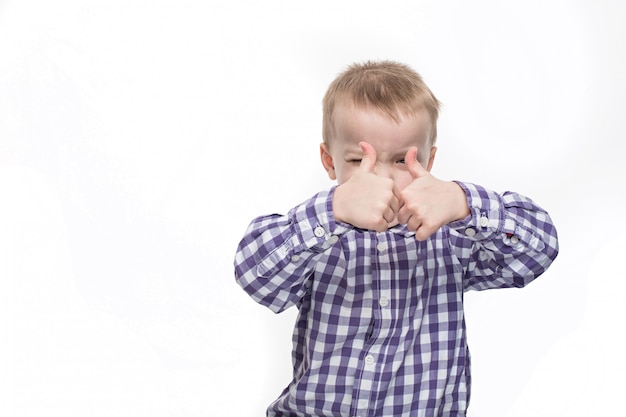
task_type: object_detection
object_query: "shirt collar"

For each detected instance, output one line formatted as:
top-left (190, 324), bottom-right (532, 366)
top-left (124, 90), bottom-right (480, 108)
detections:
top-left (387, 223), bottom-right (416, 238)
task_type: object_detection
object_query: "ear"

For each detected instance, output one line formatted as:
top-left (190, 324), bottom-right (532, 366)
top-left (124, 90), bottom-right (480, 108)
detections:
top-left (425, 146), bottom-right (437, 172)
top-left (320, 143), bottom-right (337, 180)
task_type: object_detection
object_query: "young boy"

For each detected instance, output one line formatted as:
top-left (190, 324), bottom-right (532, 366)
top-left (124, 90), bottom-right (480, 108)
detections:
top-left (234, 61), bottom-right (559, 417)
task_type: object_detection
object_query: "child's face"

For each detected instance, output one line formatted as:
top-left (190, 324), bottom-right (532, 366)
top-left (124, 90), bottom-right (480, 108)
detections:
top-left (320, 102), bottom-right (436, 190)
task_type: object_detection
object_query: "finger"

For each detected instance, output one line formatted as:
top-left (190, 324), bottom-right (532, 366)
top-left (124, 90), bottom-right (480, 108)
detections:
top-left (390, 185), bottom-right (402, 214)
top-left (405, 147), bottom-right (428, 180)
top-left (397, 205), bottom-right (410, 225)
top-left (358, 141), bottom-right (377, 173)
top-left (383, 206), bottom-right (396, 224)
top-left (415, 225), bottom-right (434, 241)
top-left (407, 216), bottom-right (422, 233)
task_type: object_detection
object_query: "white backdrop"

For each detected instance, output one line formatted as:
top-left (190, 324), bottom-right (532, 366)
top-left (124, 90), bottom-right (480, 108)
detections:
top-left (1, 1), bottom-right (624, 416)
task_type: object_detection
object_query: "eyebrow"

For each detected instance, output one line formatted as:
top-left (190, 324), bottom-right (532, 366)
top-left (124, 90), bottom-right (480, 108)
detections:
top-left (392, 149), bottom-right (419, 160)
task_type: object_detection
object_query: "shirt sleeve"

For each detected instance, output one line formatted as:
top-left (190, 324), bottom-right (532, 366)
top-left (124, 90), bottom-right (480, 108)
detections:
top-left (233, 188), bottom-right (351, 313)
top-left (447, 181), bottom-right (559, 291)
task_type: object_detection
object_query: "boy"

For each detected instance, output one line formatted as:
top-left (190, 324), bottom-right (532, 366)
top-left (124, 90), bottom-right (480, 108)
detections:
top-left (234, 61), bottom-right (558, 417)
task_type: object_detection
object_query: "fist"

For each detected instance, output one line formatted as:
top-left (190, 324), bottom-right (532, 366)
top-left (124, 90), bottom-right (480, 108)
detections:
top-left (398, 147), bottom-right (470, 240)
top-left (333, 142), bottom-right (401, 232)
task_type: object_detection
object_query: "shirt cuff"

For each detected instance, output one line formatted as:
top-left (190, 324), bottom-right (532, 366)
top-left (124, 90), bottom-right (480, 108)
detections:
top-left (449, 181), bottom-right (513, 241)
top-left (288, 187), bottom-right (351, 253)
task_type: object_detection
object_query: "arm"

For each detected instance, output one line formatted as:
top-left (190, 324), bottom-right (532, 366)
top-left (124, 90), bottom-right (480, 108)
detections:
top-left (396, 147), bottom-right (558, 289)
top-left (234, 189), bottom-right (350, 313)
top-left (447, 182), bottom-right (559, 291)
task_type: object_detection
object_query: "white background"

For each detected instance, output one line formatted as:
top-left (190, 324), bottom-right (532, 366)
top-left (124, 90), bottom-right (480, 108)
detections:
top-left (1, 1), bottom-right (624, 416)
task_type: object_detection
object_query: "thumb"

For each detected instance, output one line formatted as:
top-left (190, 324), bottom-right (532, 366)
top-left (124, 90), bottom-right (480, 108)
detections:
top-left (405, 147), bottom-right (428, 179)
top-left (359, 141), bottom-right (377, 173)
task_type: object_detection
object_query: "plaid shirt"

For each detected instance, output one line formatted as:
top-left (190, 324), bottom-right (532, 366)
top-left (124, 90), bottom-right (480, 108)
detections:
top-left (234, 182), bottom-right (558, 417)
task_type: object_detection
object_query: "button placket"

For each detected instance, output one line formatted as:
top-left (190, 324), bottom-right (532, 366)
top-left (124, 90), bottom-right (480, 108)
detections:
top-left (378, 296), bottom-right (389, 308)
top-left (354, 344), bottom-right (380, 417)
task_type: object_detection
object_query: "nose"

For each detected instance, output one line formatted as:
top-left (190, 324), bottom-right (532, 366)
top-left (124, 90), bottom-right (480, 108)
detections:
top-left (373, 163), bottom-right (393, 180)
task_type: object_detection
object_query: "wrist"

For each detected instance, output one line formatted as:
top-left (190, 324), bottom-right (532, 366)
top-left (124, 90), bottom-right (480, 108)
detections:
top-left (331, 185), bottom-right (347, 224)
top-left (451, 181), bottom-right (471, 221)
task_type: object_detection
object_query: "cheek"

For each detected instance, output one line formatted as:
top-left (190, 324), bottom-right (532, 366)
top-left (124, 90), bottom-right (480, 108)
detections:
top-left (335, 164), bottom-right (357, 185)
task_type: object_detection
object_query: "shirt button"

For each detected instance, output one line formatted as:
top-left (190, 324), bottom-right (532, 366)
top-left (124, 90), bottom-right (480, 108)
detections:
top-left (379, 297), bottom-right (389, 307)
top-left (376, 242), bottom-right (386, 251)
top-left (365, 354), bottom-right (375, 365)
top-left (479, 216), bottom-right (489, 227)
top-left (314, 226), bottom-right (325, 238)
top-left (328, 235), bottom-right (339, 244)
top-left (465, 228), bottom-right (476, 237)
top-left (291, 255), bottom-right (300, 262)
top-left (510, 235), bottom-right (519, 244)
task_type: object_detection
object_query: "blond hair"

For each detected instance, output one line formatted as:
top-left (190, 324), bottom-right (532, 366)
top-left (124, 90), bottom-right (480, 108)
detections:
top-left (322, 60), bottom-right (441, 145)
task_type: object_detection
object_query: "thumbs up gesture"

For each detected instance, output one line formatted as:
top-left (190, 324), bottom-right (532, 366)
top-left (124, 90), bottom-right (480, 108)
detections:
top-left (398, 147), bottom-right (470, 240)
top-left (333, 142), bottom-right (401, 232)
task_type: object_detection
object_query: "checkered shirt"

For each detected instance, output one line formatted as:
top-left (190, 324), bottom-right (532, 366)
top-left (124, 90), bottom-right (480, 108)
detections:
top-left (234, 182), bottom-right (559, 417)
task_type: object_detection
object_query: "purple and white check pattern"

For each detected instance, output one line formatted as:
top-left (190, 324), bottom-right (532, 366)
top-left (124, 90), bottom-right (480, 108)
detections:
top-left (234, 182), bottom-right (558, 417)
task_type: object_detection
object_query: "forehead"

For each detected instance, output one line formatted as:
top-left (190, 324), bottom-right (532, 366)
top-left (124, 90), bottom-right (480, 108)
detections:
top-left (331, 101), bottom-right (432, 150)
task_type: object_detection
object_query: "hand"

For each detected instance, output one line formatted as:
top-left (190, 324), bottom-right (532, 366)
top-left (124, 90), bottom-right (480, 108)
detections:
top-left (333, 142), bottom-right (401, 232)
top-left (398, 147), bottom-right (470, 240)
